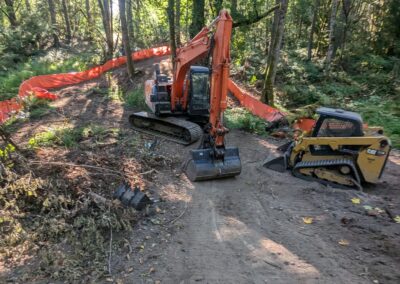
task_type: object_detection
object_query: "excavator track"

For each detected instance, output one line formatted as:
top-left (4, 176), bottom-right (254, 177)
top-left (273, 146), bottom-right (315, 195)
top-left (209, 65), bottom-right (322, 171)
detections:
top-left (129, 111), bottom-right (203, 145)
top-left (293, 159), bottom-right (362, 190)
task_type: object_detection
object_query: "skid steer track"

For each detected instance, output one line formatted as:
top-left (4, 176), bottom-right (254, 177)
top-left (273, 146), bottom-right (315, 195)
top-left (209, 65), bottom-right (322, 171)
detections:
top-left (129, 111), bottom-right (203, 145)
top-left (292, 159), bottom-right (362, 190)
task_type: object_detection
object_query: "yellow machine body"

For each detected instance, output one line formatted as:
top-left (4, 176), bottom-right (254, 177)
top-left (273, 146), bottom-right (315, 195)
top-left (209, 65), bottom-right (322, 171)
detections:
top-left (265, 107), bottom-right (391, 190)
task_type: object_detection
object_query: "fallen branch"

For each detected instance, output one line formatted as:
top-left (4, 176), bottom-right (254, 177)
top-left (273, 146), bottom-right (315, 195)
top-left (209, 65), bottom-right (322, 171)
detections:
top-left (29, 160), bottom-right (123, 176)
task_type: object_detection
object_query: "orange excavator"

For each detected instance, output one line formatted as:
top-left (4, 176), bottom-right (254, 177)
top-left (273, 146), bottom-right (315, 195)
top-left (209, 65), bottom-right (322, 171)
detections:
top-left (129, 10), bottom-right (241, 181)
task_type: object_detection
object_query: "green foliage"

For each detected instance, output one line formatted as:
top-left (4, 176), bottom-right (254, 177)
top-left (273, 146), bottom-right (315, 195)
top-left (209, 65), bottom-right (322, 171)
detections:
top-left (225, 107), bottom-right (266, 135)
top-left (124, 88), bottom-right (146, 108)
top-left (0, 12), bottom-right (51, 66)
top-left (0, 48), bottom-right (100, 101)
top-left (28, 124), bottom-right (108, 148)
top-left (26, 98), bottom-right (55, 119)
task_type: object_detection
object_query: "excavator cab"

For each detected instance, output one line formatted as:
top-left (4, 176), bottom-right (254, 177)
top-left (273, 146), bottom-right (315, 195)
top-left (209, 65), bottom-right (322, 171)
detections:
top-left (187, 66), bottom-right (210, 116)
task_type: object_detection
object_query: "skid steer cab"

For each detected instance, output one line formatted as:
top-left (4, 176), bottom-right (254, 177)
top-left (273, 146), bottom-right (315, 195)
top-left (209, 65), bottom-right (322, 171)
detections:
top-left (264, 107), bottom-right (391, 190)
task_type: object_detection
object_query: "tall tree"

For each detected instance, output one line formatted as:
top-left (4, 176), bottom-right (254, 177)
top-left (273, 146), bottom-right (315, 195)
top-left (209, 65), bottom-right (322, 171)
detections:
top-left (98, 0), bottom-right (114, 59)
top-left (189, 0), bottom-right (205, 37)
top-left (261, 0), bottom-right (288, 106)
top-left (175, 0), bottom-right (181, 46)
top-left (167, 0), bottom-right (177, 63)
top-left (85, 0), bottom-right (93, 38)
top-left (307, 0), bottom-right (320, 61)
top-left (119, 0), bottom-right (134, 78)
top-left (3, 0), bottom-right (18, 27)
top-left (47, 0), bottom-right (60, 47)
top-left (25, 0), bottom-right (31, 12)
top-left (127, 0), bottom-right (134, 47)
top-left (325, 0), bottom-right (339, 73)
top-left (61, 0), bottom-right (72, 44)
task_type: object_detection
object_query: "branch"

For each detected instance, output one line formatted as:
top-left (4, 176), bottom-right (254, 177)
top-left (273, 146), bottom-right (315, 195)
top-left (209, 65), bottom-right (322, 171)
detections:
top-left (233, 4), bottom-right (280, 28)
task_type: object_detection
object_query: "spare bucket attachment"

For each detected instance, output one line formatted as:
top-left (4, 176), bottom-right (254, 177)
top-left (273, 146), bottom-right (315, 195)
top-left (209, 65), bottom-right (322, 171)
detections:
top-left (113, 184), bottom-right (153, 210)
top-left (185, 147), bottom-right (241, 181)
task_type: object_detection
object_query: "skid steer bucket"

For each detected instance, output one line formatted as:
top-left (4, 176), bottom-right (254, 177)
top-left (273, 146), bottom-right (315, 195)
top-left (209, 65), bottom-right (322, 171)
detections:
top-left (185, 147), bottom-right (241, 181)
top-left (263, 156), bottom-right (287, 172)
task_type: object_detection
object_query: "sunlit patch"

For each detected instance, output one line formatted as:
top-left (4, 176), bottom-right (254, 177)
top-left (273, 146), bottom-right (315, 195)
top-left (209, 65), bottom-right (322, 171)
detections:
top-left (257, 239), bottom-right (320, 277)
top-left (389, 155), bottom-right (400, 166)
top-left (214, 214), bottom-right (320, 279)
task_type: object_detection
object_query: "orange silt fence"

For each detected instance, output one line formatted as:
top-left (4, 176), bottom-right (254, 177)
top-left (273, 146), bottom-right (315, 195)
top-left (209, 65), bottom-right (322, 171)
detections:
top-left (2, 45), bottom-right (294, 130)
top-left (0, 46), bottom-right (171, 124)
top-left (227, 79), bottom-right (285, 123)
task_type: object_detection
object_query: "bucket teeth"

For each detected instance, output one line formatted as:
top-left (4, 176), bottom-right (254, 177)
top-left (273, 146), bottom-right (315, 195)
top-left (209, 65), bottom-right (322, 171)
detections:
top-left (184, 147), bottom-right (241, 181)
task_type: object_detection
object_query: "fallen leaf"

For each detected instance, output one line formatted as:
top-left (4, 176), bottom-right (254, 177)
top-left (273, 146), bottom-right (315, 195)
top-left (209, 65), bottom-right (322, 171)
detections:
top-left (363, 205), bottom-right (373, 210)
top-left (338, 239), bottom-right (350, 246)
top-left (394, 216), bottom-right (400, 223)
top-left (351, 198), bottom-right (361, 204)
top-left (302, 217), bottom-right (313, 224)
top-left (149, 267), bottom-right (155, 274)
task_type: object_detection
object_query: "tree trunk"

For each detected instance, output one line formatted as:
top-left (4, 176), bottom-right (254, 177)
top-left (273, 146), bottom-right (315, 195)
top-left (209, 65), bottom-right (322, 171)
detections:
top-left (340, 0), bottom-right (352, 61)
top-left (119, 0), bottom-right (134, 78)
top-left (25, 0), bottom-right (31, 12)
top-left (325, 0), bottom-right (339, 74)
top-left (175, 0), bottom-right (181, 46)
top-left (47, 0), bottom-right (60, 47)
top-left (97, 0), bottom-right (113, 59)
top-left (307, 0), bottom-right (319, 61)
top-left (127, 0), bottom-right (134, 47)
top-left (85, 0), bottom-right (93, 38)
top-left (261, 0), bottom-right (288, 106)
top-left (167, 0), bottom-right (177, 65)
top-left (189, 0), bottom-right (205, 38)
top-left (61, 0), bottom-right (72, 44)
top-left (4, 0), bottom-right (18, 27)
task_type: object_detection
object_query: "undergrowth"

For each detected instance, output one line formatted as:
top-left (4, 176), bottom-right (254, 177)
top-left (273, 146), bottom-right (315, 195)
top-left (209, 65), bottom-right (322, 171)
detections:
top-left (0, 48), bottom-right (101, 101)
top-left (225, 107), bottom-right (266, 135)
top-left (28, 124), bottom-right (117, 148)
top-left (0, 159), bottom-right (136, 282)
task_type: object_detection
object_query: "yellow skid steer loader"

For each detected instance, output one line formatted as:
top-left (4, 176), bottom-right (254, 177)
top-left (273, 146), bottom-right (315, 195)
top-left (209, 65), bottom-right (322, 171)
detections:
top-left (264, 107), bottom-right (391, 190)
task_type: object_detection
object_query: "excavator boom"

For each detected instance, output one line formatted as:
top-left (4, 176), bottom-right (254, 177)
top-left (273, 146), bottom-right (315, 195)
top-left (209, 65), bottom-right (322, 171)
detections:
top-left (130, 10), bottom-right (241, 181)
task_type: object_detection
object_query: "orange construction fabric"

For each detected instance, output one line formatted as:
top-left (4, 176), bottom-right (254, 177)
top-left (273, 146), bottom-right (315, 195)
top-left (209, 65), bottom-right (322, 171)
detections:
top-left (0, 46), bottom-right (171, 124)
top-left (1, 45), bottom-right (289, 128)
top-left (228, 79), bottom-right (285, 123)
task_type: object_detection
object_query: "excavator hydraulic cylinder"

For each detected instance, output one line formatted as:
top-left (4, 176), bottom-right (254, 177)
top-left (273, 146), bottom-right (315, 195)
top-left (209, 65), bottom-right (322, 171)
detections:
top-left (185, 147), bottom-right (241, 181)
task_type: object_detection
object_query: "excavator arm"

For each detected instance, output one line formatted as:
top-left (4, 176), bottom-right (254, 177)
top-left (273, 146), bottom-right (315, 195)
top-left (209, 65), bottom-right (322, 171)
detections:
top-left (180, 11), bottom-right (241, 181)
top-left (172, 10), bottom-right (232, 148)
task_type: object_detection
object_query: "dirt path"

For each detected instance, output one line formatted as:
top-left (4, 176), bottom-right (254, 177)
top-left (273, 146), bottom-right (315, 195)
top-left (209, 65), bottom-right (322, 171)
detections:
top-left (124, 131), bottom-right (400, 284)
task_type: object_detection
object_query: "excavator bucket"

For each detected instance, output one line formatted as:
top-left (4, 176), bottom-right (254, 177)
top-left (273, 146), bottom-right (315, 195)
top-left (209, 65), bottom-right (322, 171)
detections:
top-left (185, 147), bottom-right (241, 181)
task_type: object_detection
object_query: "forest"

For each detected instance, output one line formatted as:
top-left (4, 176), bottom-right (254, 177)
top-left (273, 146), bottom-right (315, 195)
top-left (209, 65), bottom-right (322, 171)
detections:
top-left (1, 0), bottom-right (399, 145)
top-left (1, 0), bottom-right (400, 283)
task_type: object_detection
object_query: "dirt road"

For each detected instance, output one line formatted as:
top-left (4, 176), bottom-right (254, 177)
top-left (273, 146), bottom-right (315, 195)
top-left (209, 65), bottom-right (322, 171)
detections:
top-left (124, 131), bottom-right (400, 284)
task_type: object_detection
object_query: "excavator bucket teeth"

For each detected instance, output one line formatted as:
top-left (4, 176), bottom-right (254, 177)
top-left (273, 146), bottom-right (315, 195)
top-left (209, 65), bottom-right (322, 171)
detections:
top-left (185, 147), bottom-right (241, 181)
top-left (263, 156), bottom-right (287, 173)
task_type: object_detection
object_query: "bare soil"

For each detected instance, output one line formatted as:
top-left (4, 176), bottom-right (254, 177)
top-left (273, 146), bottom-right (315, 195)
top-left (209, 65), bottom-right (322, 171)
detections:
top-left (1, 56), bottom-right (399, 284)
